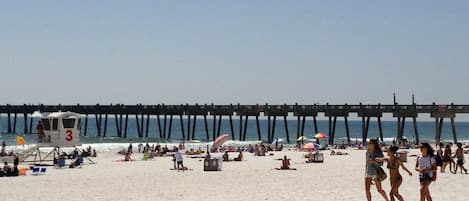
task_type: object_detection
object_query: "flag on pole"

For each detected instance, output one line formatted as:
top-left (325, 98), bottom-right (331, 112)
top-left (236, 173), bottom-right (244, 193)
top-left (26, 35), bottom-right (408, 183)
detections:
top-left (16, 135), bottom-right (26, 146)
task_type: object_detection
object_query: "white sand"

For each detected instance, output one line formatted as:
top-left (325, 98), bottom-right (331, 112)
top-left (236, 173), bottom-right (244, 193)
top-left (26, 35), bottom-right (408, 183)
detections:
top-left (1, 149), bottom-right (468, 201)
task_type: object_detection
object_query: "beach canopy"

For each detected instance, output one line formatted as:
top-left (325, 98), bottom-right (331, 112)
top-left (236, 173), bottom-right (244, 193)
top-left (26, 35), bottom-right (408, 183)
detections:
top-left (314, 133), bottom-right (328, 139)
top-left (303, 143), bottom-right (320, 151)
top-left (271, 138), bottom-right (284, 144)
top-left (31, 111), bottom-right (43, 118)
top-left (297, 136), bottom-right (308, 141)
top-left (211, 134), bottom-right (229, 152)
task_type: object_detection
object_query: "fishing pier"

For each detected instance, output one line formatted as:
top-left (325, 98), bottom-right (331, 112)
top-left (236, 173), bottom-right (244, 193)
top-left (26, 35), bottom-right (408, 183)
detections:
top-left (0, 103), bottom-right (467, 145)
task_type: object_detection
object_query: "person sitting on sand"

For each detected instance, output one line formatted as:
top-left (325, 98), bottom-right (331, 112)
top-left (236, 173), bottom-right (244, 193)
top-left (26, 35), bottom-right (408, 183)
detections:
top-left (281, 155), bottom-right (290, 169)
top-left (92, 149), bottom-right (97, 157)
top-left (124, 153), bottom-right (132, 161)
top-left (197, 147), bottom-right (204, 154)
top-left (3, 162), bottom-right (11, 174)
top-left (223, 151), bottom-right (230, 161)
top-left (247, 144), bottom-right (254, 153)
top-left (234, 150), bottom-right (243, 161)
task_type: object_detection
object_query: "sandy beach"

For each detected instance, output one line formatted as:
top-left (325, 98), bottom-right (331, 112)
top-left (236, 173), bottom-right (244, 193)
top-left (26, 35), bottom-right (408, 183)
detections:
top-left (1, 148), bottom-right (468, 201)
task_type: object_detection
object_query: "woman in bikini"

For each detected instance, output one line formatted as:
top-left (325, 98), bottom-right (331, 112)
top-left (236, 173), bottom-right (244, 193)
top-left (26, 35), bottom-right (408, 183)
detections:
top-left (380, 146), bottom-right (412, 201)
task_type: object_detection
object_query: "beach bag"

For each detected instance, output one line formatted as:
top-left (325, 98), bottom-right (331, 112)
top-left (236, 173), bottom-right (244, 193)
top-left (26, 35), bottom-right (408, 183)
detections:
top-left (376, 166), bottom-right (387, 182)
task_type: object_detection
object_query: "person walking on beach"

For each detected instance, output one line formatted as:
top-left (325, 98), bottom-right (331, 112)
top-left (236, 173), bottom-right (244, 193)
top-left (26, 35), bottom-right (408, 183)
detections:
top-left (380, 146), bottom-right (412, 201)
top-left (127, 143), bottom-right (133, 154)
top-left (365, 139), bottom-right (390, 201)
top-left (415, 143), bottom-right (436, 201)
top-left (36, 121), bottom-right (44, 142)
top-left (442, 144), bottom-right (454, 173)
top-left (453, 143), bottom-right (468, 174)
top-left (174, 148), bottom-right (185, 172)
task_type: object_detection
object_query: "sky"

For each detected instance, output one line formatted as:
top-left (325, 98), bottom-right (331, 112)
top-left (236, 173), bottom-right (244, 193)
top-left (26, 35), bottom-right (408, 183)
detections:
top-left (1, 1), bottom-right (468, 105)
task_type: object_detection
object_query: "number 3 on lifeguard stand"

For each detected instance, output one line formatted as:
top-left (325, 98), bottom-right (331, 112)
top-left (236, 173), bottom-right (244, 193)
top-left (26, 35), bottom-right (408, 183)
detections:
top-left (66, 130), bottom-right (73, 141)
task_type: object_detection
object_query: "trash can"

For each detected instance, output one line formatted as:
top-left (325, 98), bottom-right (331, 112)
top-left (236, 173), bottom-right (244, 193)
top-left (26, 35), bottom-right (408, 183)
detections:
top-left (204, 158), bottom-right (222, 171)
top-left (397, 151), bottom-right (408, 162)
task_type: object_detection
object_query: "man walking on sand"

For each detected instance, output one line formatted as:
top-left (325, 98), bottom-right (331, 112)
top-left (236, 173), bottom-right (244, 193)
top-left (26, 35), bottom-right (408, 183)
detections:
top-left (175, 148), bottom-right (185, 172)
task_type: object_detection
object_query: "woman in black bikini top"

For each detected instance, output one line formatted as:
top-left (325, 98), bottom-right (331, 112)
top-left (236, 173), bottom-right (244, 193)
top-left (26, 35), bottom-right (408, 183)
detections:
top-left (381, 146), bottom-right (413, 201)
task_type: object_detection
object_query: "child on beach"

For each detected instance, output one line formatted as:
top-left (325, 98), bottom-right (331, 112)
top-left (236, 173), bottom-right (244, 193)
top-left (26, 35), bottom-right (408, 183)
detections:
top-left (453, 143), bottom-right (468, 174)
top-left (415, 143), bottom-right (436, 201)
top-left (380, 146), bottom-right (412, 201)
top-left (365, 139), bottom-right (390, 201)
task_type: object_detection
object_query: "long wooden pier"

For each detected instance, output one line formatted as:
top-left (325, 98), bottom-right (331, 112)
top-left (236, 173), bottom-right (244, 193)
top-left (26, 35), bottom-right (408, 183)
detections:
top-left (0, 103), bottom-right (466, 145)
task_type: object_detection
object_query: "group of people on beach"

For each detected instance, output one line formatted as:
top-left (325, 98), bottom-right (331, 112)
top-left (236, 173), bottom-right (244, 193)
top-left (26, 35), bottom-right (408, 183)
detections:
top-left (0, 155), bottom-right (19, 177)
top-left (436, 142), bottom-right (468, 174)
top-left (365, 139), bottom-right (468, 201)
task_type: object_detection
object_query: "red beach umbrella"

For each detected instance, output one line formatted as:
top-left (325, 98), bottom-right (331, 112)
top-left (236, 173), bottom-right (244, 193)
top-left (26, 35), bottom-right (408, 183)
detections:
top-left (211, 134), bottom-right (230, 152)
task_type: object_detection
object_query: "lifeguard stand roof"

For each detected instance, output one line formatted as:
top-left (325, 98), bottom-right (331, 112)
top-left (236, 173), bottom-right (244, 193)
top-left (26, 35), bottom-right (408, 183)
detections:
top-left (45, 111), bottom-right (82, 118)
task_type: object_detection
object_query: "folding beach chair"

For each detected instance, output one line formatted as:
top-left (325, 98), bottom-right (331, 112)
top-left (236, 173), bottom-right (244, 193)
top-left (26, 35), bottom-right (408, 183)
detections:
top-left (40, 167), bottom-right (47, 175)
top-left (32, 167), bottom-right (40, 176)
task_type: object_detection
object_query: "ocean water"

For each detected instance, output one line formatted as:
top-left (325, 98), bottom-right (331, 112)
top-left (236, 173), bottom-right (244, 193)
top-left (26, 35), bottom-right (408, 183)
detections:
top-left (1, 116), bottom-right (469, 149)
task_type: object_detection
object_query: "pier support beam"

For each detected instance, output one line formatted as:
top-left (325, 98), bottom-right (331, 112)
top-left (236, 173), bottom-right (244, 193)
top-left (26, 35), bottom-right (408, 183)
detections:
top-left (450, 118), bottom-right (457, 143)
top-left (168, 115), bottom-right (173, 139)
top-left (145, 114), bottom-right (150, 138)
top-left (256, 116), bottom-right (262, 140)
top-left (23, 113), bottom-right (28, 134)
top-left (229, 115), bottom-right (235, 141)
top-left (192, 115), bottom-right (197, 140)
top-left (163, 115), bottom-right (167, 139)
top-left (243, 116), bottom-right (249, 141)
top-left (84, 114), bottom-right (88, 136)
top-left (187, 115), bottom-right (191, 140)
top-left (124, 114), bottom-right (129, 138)
top-left (203, 115), bottom-right (209, 140)
top-left (213, 115), bottom-right (217, 140)
top-left (377, 117), bottom-right (384, 142)
top-left (114, 114), bottom-right (121, 137)
top-left (103, 114), bottom-right (108, 137)
top-left (412, 117), bottom-right (419, 144)
top-left (239, 116), bottom-right (243, 140)
top-left (271, 116), bottom-right (277, 143)
top-left (179, 115), bottom-right (185, 140)
top-left (283, 116), bottom-right (290, 143)
top-left (217, 115), bottom-right (222, 138)
top-left (157, 115), bottom-right (163, 138)
top-left (344, 116), bottom-right (351, 143)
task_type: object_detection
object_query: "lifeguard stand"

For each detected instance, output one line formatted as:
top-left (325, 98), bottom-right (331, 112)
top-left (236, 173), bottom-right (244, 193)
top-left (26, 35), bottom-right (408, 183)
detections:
top-left (22, 112), bottom-right (83, 165)
top-left (39, 111), bottom-right (82, 147)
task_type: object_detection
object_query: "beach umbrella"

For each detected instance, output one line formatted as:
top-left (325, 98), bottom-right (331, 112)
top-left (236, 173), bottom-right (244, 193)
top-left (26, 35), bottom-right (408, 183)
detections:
top-left (314, 133), bottom-right (328, 139)
top-left (211, 134), bottom-right (230, 152)
top-left (297, 136), bottom-right (308, 141)
top-left (303, 143), bottom-right (321, 151)
top-left (271, 138), bottom-right (285, 144)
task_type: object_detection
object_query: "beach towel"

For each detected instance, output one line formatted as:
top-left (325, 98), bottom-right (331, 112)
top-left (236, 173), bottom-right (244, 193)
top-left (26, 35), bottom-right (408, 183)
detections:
top-left (274, 168), bottom-right (297, 170)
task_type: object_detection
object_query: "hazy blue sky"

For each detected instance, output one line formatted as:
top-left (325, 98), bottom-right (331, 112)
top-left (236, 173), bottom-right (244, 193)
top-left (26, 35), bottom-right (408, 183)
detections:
top-left (1, 1), bottom-right (468, 105)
